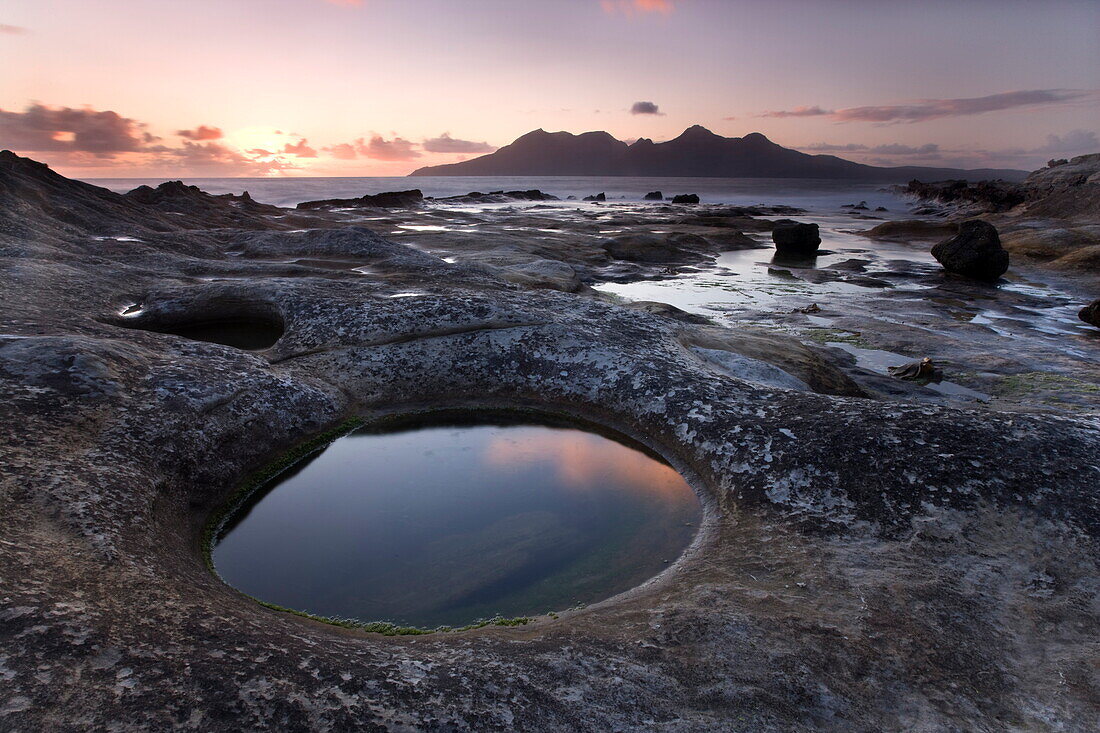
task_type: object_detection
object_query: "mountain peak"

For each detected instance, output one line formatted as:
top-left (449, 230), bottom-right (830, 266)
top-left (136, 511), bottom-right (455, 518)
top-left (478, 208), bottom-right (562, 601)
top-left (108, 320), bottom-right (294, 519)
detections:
top-left (676, 124), bottom-right (721, 140)
top-left (741, 132), bottom-right (773, 144)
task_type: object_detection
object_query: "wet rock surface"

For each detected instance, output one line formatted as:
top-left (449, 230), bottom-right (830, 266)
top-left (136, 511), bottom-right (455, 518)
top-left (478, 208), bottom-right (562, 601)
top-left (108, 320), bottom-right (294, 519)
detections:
top-left (2, 152), bottom-right (1100, 731)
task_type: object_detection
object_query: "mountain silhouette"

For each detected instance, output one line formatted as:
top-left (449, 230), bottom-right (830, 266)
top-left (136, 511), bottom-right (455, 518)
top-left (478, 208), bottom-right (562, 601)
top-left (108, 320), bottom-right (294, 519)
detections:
top-left (410, 126), bottom-right (1025, 181)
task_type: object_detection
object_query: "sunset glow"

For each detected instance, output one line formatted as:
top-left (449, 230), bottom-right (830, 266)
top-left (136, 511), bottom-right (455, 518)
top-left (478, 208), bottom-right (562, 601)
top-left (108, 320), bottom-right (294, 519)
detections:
top-left (1, 0), bottom-right (1097, 177)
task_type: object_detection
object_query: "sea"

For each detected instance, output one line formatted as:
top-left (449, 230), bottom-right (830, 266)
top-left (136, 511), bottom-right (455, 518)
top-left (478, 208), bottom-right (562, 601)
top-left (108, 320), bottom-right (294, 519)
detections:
top-left (86, 176), bottom-right (906, 212)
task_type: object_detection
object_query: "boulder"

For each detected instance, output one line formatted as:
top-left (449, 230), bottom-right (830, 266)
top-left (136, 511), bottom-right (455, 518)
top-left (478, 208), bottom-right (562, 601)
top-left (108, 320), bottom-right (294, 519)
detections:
top-left (1079, 299), bottom-right (1100, 328)
top-left (583, 192), bottom-right (606, 202)
top-left (771, 222), bottom-right (821, 256)
top-left (644, 191), bottom-right (664, 201)
top-left (930, 219), bottom-right (1010, 281)
top-left (671, 194), bottom-right (700, 204)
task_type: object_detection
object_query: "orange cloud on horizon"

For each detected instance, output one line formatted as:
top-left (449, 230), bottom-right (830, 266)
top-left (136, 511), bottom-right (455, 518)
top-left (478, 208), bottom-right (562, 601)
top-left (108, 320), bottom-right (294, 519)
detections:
top-left (600, 0), bottom-right (675, 16)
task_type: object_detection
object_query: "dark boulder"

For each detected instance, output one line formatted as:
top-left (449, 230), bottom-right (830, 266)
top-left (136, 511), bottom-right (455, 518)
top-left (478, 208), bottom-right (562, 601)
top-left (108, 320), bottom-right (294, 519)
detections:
top-left (930, 219), bottom-right (1009, 281)
top-left (1079, 299), bottom-right (1100, 328)
top-left (297, 189), bottom-right (424, 210)
top-left (771, 222), bottom-right (821, 256)
top-left (671, 194), bottom-right (700, 204)
top-left (644, 191), bottom-right (663, 201)
top-left (583, 192), bottom-right (606, 202)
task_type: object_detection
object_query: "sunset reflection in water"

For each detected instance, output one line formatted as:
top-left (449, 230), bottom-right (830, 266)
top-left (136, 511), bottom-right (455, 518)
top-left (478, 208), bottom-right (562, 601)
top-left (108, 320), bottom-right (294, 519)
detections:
top-left (213, 418), bottom-right (701, 628)
top-left (482, 430), bottom-right (695, 505)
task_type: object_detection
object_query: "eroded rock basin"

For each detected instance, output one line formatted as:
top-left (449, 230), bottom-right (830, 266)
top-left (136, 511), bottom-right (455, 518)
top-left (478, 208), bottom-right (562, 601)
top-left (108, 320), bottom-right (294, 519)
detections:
top-left (211, 414), bottom-right (701, 629)
top-left (3, 156), bottom-right (1099, 730)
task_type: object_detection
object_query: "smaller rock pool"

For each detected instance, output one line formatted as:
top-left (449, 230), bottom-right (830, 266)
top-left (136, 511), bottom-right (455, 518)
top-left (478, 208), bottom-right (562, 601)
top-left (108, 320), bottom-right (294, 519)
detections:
top-left (212, 414), bottom-right (702, 629)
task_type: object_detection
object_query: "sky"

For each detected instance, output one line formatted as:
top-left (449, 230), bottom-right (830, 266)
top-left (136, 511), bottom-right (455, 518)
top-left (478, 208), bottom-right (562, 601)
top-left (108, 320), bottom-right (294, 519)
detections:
top-left (1, 0), bottom-right (1098, 177)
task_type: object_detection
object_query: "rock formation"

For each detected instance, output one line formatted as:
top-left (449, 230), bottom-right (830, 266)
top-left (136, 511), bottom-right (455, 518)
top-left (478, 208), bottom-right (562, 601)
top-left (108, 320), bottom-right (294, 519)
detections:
top-left (2, 151), bottom-right (1099, 731)
top-left (297, 189), bottom-right (425, 210)
top-left (931, 220), bottom-right (1010, 281)
top-left (771, 221), bottom-right (822, 256)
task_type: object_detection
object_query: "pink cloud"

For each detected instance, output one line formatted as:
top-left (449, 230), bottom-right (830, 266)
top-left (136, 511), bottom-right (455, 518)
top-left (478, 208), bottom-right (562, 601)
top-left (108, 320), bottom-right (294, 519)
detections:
top-left (0, 24), bottom-right (28, 34)
top-left (761, 90), bottom-right (1093, 124)
top-left (325, 142), bottom-right (359, 159)
top-left (759, 105), bottom-right (832, 119)
top-left (176, 125), bottom-right (223, 141)
top-left (422, 133), bottom-right (495, 154)
top-left (282, 138), bottom-right (318, 157)
top-left (0, 103), bottom-right (157, 156)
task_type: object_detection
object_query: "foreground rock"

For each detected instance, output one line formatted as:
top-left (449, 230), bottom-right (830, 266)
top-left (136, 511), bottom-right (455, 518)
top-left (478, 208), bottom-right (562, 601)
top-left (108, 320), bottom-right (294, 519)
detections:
top-left (297, 189), bottom-right (425, 210)
top-left (931, 219), bottom-right (1010, 281)
top-left (3, 152), bottom-right (1100, 730)
top-left (771, 221), bottom-right (821, 256)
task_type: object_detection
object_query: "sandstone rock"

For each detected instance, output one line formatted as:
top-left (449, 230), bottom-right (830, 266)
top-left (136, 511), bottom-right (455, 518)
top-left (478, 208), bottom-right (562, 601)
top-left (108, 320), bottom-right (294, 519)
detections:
top-left (5, 150), bottom-right (1100, 732)
top-left (644, 191), bottom-right (663, 201)
top-left (499, 259), bottom-right (582, 292)
top-left (583, 192), bottom-right (606, 202)
top-left (600, 232), bottom-right (709, 264)
top-left (625, 300), bottom-right (711, 324)
top-left (860, 220), bottom-right (958, 240)
top-left (671, 194), bottom-right (700, 204)
top-left (771, 222), bottom-right (821, 256)
top-left (930, 219), bottom-right (1009, 281)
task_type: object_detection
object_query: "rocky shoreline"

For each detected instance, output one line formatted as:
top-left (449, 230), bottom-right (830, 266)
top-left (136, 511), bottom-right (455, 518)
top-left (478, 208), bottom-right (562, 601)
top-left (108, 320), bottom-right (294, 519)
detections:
top-left (900, 153), bottom-right (1100, 273)
top-left (2, 150), bottom-right (1099, 730)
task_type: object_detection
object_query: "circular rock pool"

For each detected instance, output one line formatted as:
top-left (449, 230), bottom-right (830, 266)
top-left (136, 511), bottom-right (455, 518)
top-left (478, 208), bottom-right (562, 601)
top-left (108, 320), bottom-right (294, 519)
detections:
top-left (211, 414), bottom-right (702, 629)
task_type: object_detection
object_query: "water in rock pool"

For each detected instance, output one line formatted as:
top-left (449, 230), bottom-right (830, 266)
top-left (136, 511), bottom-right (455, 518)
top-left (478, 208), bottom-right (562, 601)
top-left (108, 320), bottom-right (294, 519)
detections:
top-left (212, 416), bottom-right (701, 629)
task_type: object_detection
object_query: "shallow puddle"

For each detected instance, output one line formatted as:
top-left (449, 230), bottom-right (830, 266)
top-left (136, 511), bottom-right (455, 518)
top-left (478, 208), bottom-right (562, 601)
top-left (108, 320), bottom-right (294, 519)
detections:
top-left (212, 415), bottom-right (701, 629)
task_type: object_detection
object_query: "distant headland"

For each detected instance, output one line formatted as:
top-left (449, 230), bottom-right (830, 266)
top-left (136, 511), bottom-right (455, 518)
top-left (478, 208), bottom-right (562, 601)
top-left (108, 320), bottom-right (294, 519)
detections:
top-left (410, 125), bottom-right (1026, 182)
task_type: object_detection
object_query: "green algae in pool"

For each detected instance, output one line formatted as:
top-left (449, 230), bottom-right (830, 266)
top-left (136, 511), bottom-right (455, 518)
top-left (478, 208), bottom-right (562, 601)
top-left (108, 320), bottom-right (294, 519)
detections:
top-left (212, 417), bottom-right (701, 629)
